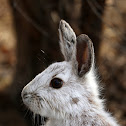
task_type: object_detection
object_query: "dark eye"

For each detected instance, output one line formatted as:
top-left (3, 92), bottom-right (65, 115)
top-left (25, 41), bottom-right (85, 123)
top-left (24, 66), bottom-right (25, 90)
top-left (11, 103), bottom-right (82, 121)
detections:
top-left (50, 78), bottom-right (63, 89)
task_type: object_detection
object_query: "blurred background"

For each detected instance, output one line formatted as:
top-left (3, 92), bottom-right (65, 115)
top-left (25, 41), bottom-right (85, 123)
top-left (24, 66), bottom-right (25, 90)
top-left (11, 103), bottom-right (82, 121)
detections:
top-left (0, 0), bottom-right (125, 126)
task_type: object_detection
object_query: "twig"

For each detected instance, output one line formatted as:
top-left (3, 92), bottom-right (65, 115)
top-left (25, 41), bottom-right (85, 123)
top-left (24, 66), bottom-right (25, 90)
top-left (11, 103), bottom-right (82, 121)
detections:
top-left (13, 0), bottom-right (48, 36)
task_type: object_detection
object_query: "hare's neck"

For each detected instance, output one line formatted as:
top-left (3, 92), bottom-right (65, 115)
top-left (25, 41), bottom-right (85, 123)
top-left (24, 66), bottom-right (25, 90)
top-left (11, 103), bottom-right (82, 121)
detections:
top-left (46, 108), bottom-right (119, 126)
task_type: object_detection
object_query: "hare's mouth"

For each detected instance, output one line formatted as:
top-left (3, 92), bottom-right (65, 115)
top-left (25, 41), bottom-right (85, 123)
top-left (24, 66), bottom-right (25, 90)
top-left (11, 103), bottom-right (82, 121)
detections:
top-left (22, 92), bottom-right (55, 117)
top-left (22, 92), bottom-right (43, 109)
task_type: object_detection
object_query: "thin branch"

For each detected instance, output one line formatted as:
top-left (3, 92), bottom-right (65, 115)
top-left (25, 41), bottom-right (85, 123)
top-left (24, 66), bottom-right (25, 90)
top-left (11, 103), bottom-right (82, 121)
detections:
top-left (13, 0), bottom-right (48, 36)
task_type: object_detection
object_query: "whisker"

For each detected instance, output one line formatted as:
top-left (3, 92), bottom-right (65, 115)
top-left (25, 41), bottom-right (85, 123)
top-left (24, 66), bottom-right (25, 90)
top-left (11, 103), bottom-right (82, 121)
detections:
top-left (24, 109), bottom-right (29, 119)
top-left (42, 97), bottom-right (54, 110)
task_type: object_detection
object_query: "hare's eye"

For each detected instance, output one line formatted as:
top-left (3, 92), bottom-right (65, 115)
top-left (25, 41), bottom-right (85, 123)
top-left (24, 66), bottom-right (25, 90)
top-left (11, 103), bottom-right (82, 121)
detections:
top-left (50, 78), bottom-right (63, 89)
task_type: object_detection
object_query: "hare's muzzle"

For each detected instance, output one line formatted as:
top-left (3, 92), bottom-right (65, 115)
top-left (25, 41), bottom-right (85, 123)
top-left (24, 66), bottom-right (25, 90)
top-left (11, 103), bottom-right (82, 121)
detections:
top-left (22, 89), bottom-right (31, 105)
top-left (22, 86), bottom-right (34, 107)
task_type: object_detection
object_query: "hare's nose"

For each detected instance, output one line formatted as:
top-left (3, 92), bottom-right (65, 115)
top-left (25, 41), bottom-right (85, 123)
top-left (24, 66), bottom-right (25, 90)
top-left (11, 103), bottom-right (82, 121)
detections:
top-left (22, 89), bottom-right (33, 99)
top-left (22, 84), bottom-right (31, 99)
top-left (22, 92), bottom-right (29, 99)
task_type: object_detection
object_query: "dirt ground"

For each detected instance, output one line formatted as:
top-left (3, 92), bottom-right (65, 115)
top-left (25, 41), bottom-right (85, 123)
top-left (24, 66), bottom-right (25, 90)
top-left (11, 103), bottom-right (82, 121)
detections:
top-left (0, 0), bottom-right (125, 126)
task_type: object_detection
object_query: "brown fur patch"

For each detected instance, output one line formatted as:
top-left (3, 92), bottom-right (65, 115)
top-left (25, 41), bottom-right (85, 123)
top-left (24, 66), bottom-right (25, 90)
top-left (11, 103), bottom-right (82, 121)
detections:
top-left (72, 97), bottom-right (79, 104)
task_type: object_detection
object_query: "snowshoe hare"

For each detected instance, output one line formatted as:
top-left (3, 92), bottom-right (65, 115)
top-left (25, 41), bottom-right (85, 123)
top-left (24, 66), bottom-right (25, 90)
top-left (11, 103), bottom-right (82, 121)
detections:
top-left (22, 20), bottom-right (119, 126)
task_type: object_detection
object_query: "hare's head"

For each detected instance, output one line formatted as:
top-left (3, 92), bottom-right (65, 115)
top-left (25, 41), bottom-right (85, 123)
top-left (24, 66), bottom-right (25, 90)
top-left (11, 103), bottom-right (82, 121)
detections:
top-left (22, 20), bottom-right (98, 119)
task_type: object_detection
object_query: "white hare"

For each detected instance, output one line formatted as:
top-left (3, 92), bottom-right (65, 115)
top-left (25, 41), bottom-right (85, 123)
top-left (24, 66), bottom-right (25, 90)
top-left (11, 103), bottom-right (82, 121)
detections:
top-left (22, 20), bottom-right (119, 126)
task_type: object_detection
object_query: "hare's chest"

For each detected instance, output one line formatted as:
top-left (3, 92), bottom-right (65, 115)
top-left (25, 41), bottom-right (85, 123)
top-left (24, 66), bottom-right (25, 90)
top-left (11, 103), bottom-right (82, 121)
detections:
top-left (46, 118), bottom-right (83, 126)
top-left (46, 119), bottom-right (66, 126)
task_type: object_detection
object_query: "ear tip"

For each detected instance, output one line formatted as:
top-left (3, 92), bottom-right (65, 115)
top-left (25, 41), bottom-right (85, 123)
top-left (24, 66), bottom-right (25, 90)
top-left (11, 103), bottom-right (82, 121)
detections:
top-left (59, 19), bottom-right (68, 28)
top-left (60, 19), bottom-right (66, 23)
top-left (77, 34), bottom-right (92, 44)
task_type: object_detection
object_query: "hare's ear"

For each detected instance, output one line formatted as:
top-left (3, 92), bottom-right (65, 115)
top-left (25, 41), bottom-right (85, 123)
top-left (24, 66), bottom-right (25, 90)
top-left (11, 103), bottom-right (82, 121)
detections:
top-left (76, 34), bottom-right (94, 77)
top-left (59, 20), bottom-right (76, 61)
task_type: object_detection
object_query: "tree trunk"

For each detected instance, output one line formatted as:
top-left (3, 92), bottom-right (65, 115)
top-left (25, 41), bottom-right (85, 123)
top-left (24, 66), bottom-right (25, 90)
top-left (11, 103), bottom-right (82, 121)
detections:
top-left (9, 0), bottom-right (60, 125)
top-left (9, 0), bottom-right (105, 125)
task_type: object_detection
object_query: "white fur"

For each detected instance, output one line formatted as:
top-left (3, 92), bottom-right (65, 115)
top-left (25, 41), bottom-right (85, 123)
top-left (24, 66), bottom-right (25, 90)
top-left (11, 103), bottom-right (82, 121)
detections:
top-left (22, 20), bottom-right (119, 126)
